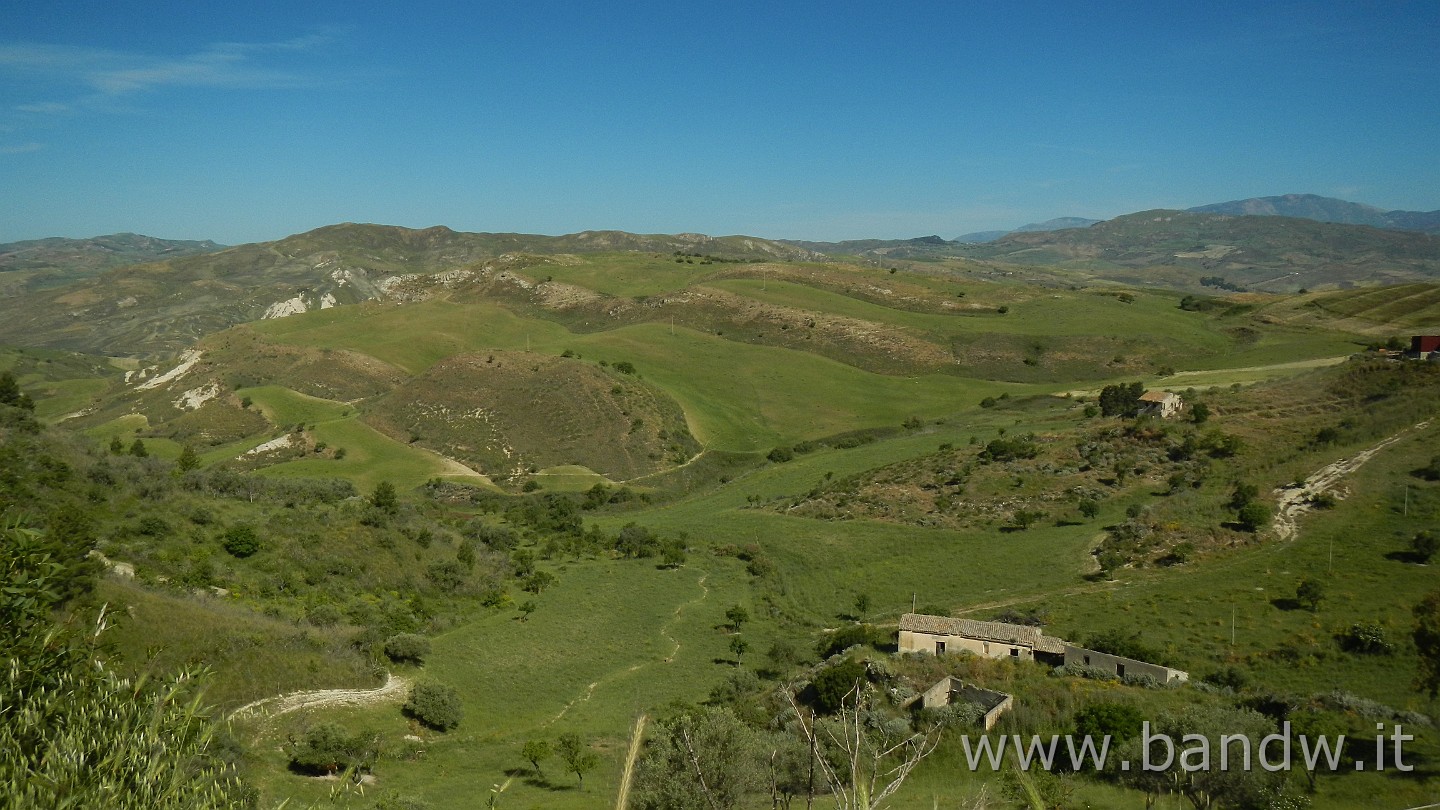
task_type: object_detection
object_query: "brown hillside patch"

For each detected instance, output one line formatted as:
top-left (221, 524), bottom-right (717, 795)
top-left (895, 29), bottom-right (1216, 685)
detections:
top-left (365, 352), bottom-right (698, 483)
top-left (203, 328), bottom-right (407, 401)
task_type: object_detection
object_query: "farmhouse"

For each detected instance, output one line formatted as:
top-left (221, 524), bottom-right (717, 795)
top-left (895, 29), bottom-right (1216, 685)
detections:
top-left (898, 614), bottom-right (1066, 665)
top-left (898, 612), bottom-right (1189, 685)
top-left (1137, 389), bottom-right (1183, 418)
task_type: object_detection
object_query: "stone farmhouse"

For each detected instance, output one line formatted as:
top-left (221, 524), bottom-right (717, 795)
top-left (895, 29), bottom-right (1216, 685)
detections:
top-left (898, 613), bottom-right (1188, 685)
top-left (1138, 390), bottom-right (1184, 419)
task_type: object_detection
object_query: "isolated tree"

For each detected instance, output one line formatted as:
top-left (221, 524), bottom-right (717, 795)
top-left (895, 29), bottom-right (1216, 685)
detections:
top-left (109, 435), bottom-right (124, 455)
top-left (1078, 497), bottom-right (1101, 520)
top-left (556, 732), bottom-right (600, 788)
top-left (1296, 578), bottom-right (1325, 612)
top-left (521, 739), bottom-right (551, 778)
top-left (518, 600), bottom-right (537, 621)
top-left (729, 635), bottom-right (749, 665)
top-left (725, 605), bottom-right (749, 633)
top-left (1414, 591), bottom-right (1440, 698)
top-left (129, 438), bottom-right (148, 458)
top-left (176, 445), bottom-right (200, 473)
top-left (370, 480), bottom-right (399, 513)
top-left (853, 593), bottom-right (871, 618)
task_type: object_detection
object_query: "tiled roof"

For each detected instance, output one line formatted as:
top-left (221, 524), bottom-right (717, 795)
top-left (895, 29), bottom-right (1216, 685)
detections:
top-left (900, 613), bottom-right (1067, 651)
top-left (1138, 390), bottom-right (1176, 403)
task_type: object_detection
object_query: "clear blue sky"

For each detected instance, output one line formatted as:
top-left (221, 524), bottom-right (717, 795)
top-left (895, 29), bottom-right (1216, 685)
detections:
top-left (3, 1), bottom-right (1437, 244)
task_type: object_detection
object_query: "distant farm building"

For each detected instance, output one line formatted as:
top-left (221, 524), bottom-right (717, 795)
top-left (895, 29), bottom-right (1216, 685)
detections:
top-left (1411, 335), bottom-right (1440, 359)
top-left (898, 613), bottom-right (1188, 685)
top-left (898, 614), bottom-right (1065, 666)
top-left (1138, 390), bottom-right (1184, 418)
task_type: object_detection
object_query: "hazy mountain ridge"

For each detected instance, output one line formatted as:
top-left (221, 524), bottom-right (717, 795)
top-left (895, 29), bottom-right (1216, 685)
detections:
top-left (0, 232), bottom-right (226, 294)
top-left (962, 209), bottom-right (1440, 291)
top-left (1187, 193), bottom-right (1440, 233)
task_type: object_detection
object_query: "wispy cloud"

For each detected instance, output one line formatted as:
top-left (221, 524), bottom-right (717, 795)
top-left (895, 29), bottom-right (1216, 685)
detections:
top-left (0, 33), bottom-right (335, 124)
top-left (0, 142), bottom-right (44, 154)
top-left (1, 34), bottom-right (330, 95)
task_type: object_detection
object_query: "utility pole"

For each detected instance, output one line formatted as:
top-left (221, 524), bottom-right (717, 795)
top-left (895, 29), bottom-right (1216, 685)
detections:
top-left (911, 593), bottom-right (917, 614)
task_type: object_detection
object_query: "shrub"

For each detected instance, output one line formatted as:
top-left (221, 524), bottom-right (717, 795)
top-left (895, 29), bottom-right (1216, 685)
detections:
top-left (404, 682), bottom-right (463, 731)
top-left (384, 633), bottom-right (432, 665)
top-left (766, 446), bottom-right (794, 463)
top-left (1338, 622), bottom-right (1394, 655)
top-left (1413, 530), bottom-right (1438, 563)
top-left (289, 722), bottom-right (377, 775)
top-left (810, 660), bottom-right (867, 713)
top-left (221, 524), bottom-right (260, 558)
top-left (1236, 502), bottom-right (1270, 533)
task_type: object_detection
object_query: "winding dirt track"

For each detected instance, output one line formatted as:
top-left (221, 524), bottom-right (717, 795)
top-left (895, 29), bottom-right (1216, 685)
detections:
top-left (1271, 419), bottom-right (1431, 542)
top-left (954, 418), bottom-right (1433, 616)
top-left (228, 673), bottom-right (410, 723)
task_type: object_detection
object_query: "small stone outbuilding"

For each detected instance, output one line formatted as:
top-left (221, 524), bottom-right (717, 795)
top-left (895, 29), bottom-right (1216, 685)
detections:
top-left (1138, 390), bottom-right (1183, 418)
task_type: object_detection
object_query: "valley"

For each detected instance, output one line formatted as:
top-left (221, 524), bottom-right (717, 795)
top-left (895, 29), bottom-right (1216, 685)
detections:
top-left (3, 214), bottom-right (1439, 809)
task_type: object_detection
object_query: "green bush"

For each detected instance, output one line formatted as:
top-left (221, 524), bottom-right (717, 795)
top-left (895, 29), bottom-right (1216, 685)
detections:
top-left (220, 524), bottom-right (259, 558)
top-left (810, 660), bottom-right (867, 713)
top-left (289, 722), bottom-right (377, 775)
top-left (404, 682), bottom-right (464, 731)
top-left (384, 633), bottom-right (432, 665)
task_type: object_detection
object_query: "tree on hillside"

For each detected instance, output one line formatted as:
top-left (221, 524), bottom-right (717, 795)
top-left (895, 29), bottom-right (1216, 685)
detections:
top-left (1296, 578), bottom-right (1325, 612)
top-left (0, 371), bottom-right (33, 411)
top-left (370, 480), bottom-right (399, 513)
top-left (1098, 381), bottom-right (1144, 418)
top-left (521, 739), bottom-right (551, 778)
top-left (176, 445), bottom-right (200, 473)
top-left (726, 605), bottom-right (749, 633)
top-left (556, 733), bottom-right (600, 788)
top-left (129, 438), bottom-right (148, 458)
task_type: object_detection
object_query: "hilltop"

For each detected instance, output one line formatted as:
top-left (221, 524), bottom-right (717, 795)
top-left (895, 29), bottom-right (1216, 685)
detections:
top-left (0, 224), bottom-right (819, 358)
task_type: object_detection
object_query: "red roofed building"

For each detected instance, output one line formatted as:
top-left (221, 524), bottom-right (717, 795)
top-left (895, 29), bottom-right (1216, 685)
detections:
top-left (1412, 336), bottom-right (1440, 355)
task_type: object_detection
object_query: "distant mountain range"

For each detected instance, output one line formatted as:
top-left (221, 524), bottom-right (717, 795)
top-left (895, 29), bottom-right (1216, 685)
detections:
top-left (1188, 194), bottom-right (1440, 233)
top-left (0, 233), bottom-right (226, 294)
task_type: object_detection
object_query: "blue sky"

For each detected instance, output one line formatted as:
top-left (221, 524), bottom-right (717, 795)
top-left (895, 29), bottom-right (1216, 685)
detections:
top-left (3, 1), bottom-right (1438, 244)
